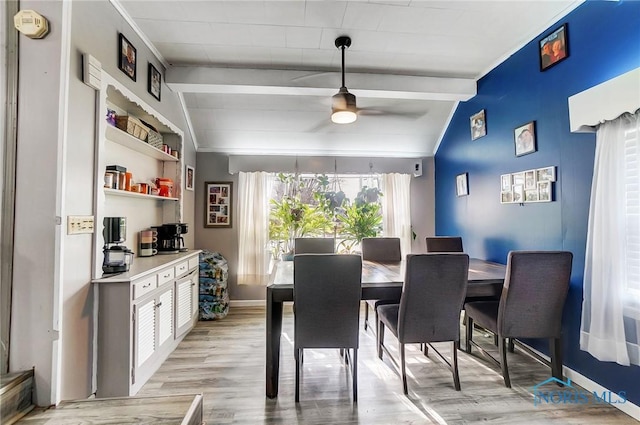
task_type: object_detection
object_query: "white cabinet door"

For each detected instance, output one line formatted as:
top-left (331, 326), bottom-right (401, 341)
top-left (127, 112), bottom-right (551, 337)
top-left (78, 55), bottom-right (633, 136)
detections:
top-left (157, 284), bottom-right (174, 350)
top-left (175, 275), bottom-right (193, 338)
top-left (134, 297), bottom-right (156, 382)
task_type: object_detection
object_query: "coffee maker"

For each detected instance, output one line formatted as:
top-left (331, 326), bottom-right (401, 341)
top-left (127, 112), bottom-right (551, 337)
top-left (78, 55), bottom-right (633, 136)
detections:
top-left (102, 217), bottom-right (134, 274)
top-left (154, 223), bottom-right (189, 254)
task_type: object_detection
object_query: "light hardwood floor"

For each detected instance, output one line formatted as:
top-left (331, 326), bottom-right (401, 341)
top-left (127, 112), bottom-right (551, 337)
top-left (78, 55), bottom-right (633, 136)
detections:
top-left (138, 306), bottom-right (636, 425)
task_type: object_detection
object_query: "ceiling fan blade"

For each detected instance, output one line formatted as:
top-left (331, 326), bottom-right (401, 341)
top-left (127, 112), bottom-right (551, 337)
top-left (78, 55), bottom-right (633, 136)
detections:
top-left (307, 119), bottom-right (333, 133)
top-left (357, 108), bottom-right (428, 119)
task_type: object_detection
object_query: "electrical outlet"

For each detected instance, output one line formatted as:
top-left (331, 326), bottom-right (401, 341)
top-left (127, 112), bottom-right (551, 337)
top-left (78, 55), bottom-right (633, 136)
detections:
top-left (67, 216), bottom-right (95, 235)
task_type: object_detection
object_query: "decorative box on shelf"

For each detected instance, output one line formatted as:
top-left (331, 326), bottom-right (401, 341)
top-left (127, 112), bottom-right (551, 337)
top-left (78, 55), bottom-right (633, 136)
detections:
top-left (147, 128), bottom-right (163, 149)
top-left (116, 115), bottom-right (150, 141)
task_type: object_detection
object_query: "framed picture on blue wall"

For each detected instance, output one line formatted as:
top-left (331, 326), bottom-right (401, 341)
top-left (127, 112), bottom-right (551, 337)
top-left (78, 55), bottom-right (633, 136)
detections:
top-left (514, 121), bottom-right (536, 156)
top-left (456, 173), bottom-right (469, 197)
top-left (539, 23), bottom-right (569, 71)
top-left (470, 110), bottom-right (486, 140)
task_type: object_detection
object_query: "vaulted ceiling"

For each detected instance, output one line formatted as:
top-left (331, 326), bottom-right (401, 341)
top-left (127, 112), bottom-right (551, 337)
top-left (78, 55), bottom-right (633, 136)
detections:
top-left (117, 0), bottom-right (581, 157)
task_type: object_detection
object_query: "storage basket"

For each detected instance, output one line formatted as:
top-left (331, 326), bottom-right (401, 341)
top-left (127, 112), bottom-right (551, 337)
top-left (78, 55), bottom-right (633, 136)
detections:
top-left (116, 115), bottom-right (150, 141)
top-left (146, 129), bottom-right (164, 149)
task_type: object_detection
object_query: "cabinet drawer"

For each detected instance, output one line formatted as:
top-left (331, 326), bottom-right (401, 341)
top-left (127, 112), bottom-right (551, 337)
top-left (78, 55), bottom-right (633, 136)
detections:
top-left (157, 268), bottom-right (175, 285)
top-left (175, 261), bottom-right (189, 278)
top-left (133, 275), bottom-right (157, 300)
top-left (188, 256), bottom-right (198, 271)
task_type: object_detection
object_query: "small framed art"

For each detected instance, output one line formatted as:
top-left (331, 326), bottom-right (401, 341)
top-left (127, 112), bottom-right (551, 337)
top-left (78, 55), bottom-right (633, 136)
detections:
top-left (118, 33), bottom-right (136, 81)
top-left (470, 110), bottom-right (486, 140)
top-left (501, 174), bottom-right (512, 192)
top-left (205, 182), bottom-right (232, 228)
top-left (537, 166), bottom-right (556, 182)
top-left (538, 181), bottom-right (552, 202)
top-left (185, 165), bottom-right (195, 191)
top-left (148, 63), bottom-right (161, 101)
top-left (514, 121), bottom-right (536, 157)
top-left (456, 173), bottom-right (469, 197)
top-left (539, 23), bottom-right (569, 71)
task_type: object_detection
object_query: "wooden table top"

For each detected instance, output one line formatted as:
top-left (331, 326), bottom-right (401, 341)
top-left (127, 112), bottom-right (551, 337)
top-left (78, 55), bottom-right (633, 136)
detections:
top-left (268, 257), bottom-right (506, 289)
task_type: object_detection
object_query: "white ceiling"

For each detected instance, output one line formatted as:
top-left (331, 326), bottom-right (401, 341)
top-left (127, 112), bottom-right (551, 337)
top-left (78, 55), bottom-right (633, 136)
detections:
top-left (117, 0), bottom-right (582, 158)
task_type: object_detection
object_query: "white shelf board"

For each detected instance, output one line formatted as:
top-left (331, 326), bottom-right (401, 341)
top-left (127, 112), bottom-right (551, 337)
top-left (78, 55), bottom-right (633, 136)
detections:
top-left (105, 125), bottom-right (178, 162)
top-left (104, 188), bottom-right (179, 201)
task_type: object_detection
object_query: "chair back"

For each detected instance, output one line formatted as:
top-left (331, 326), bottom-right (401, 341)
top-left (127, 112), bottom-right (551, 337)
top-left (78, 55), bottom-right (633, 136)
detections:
top-left (498, 251), bottom-right (573, 338)
top-left (426, 236), bottom-right (463, 253)
top-left (361, 237), bottom-right (402, 262)
top-left (294, 237), bottom-right (335, 254)
top-left (293, 254), bottom-right (362, 349)
top-left (397, 253), bottom-right (469, 343)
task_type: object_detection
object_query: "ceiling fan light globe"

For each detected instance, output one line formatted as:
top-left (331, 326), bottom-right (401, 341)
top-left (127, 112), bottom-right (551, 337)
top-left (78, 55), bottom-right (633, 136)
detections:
top-left (331, 110), bottom-right (357, 124)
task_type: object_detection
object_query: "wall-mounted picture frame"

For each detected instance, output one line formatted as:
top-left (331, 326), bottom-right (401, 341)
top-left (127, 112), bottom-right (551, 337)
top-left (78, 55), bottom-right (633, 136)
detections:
top-left (513, 184), bottom-right (524, 203)
top-left (118, 33), bottom-right (136, 81)
top-left (501, 191), bottom-right (513, 204)
top-left (148, 63), bottom-right (161, 101)
top-left (538, 181), bottom-right (552, 202)
top-left (501, 174), bottom-right (512, 192)
top-left (514, 121), bottom-right (536, 157)
top-left (500, 166), bottom-right (555, 204)
top-left (537, 166), bottom-right (556, 182)
top-left (456, 173), bottom-right (469, 197)
top-left (205, 182), bottom-right (232, 228)
top-left (185, 165), bottom-right (195, 191)
top-left (539, 23), bottom-right (569, 71)
top-left (524, 169), bottom-right (537, 190)
top-left (470, 110), bottom-right (486, 140)
top-left (525, 189), bottom-right (539, 202)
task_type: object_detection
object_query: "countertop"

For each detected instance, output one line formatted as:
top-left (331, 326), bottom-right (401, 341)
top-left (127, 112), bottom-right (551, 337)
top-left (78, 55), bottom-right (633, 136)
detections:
top-left (92, 250), bottom-right (202, 283)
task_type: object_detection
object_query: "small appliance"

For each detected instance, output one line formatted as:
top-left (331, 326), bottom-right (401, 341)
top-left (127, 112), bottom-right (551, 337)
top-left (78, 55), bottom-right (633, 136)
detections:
top-left (154, 223), bottom-right (189, 254)
top-left (102, 217), bottom-right (134, 274)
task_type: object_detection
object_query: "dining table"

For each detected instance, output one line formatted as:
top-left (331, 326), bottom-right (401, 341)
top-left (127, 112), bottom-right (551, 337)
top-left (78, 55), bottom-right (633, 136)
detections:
top-left (265, 257), bottom-right (507, 398)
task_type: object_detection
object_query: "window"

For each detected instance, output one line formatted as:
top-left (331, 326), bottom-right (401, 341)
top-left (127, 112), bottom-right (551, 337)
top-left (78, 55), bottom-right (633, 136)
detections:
top-left (580, 111), bottom-right (640, 366)
top-left (624, 126), bottom-right (640, 313)
top-left (268, 173), bottom-right (383, 259)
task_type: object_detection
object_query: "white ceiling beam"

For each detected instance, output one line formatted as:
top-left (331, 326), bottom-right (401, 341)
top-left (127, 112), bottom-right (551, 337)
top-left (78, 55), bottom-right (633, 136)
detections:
top-left (165, 66), bottom-right (476, 101)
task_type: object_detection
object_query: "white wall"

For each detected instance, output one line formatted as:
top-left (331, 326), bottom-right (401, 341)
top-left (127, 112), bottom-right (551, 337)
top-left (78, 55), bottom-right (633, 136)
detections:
top-left (11, 0), bottom-right (196, 405)
top-left (11, 0), bottom-right (66, 406)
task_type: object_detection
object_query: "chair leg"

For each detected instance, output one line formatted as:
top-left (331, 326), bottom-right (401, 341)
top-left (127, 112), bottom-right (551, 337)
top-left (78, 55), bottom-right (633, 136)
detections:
top-left (550, 337), bottom-right (563, 382)
top-left (400, 343), bottom-right (408, 395)
top-left (498, 337), bottom-right (511, 388)
top-left (452, 341), bottom-right (461, 391)
top-left (508, 338), bottom-right (515, 353)
top-left (464, 314), bottom-right (473, 354)
top-left (295, 348), bottom-right (301, 402)
top-left (377, 321), bottom-right (385, 360)
top-left (352, 348), bottom-right (358, 403)
top-left (421, 343), bottom-right (428, 356)
top-left (364, 303), bottom-right (369, 330)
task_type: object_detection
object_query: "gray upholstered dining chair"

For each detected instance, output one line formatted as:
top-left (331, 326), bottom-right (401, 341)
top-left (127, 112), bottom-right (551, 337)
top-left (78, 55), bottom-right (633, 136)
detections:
top-left (361, 237), bottom-right (402, 333)
top-left (426, 236), bottom-right (464, 253)
top-left (294, 237), bottom-right (335, 254)
top-left (377, 253), bottom-right (470, 394)
top-left (464, 251), bottom-right (573, 388)
top-left (293, 254), bottom-right (362, 403)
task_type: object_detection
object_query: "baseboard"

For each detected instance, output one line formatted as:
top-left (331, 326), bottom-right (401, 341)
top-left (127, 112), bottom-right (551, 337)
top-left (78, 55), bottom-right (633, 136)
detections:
top-left (229, 300), bottom-right (265, 308)
top-left (518, 342), bottom-right (640, 421)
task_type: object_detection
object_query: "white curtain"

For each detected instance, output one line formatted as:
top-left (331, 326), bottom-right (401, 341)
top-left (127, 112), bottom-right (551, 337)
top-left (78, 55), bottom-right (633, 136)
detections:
top-left (580, 111), bottom-right (640, 366)
top-left (381, 173), bottom-right (412, 257)
top-left (237, 172), bottom-right (273, 285)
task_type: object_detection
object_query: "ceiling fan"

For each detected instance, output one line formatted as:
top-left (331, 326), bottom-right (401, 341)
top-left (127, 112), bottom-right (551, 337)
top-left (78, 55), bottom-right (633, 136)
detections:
top-left (329, 36), bottom-right (426, 125)
top-left (331, 36), bottom-right (357, 124)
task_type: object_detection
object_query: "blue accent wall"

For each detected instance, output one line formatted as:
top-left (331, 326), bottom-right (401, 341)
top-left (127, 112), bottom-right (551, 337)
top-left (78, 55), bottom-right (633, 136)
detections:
top-left (435, 1), bottom-right (640, 405)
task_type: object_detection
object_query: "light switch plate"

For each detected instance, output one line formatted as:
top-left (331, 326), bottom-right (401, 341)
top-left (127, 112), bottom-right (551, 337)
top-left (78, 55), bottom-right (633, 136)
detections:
top-left (67, 215), bottom-right (95, 235)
